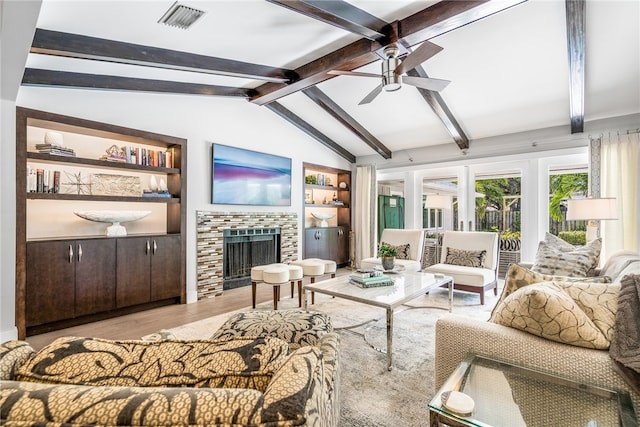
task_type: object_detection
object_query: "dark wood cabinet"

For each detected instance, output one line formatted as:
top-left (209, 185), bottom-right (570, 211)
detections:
top-left (304, 226), bottom-right (349, 266)
top-left (26, 235), bottom-right (180, 332)
top-left (26, 238), bottom-right (116, 327)
top-left (305, 228), bottom-right (338, 260)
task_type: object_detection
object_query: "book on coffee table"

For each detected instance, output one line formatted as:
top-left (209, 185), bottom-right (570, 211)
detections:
top-left (349, 274), bottom-right (394, 288)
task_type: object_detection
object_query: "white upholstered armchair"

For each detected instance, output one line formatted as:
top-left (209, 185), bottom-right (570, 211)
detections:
top-left (423, 231), bottom-right (499, 304)
top-left (360, 228), bottom-right (425, 272)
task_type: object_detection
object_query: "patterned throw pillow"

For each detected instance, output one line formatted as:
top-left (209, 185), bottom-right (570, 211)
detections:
top-left (444, 247), bottom-right (486, 268)
top-left (16, 336), bottom-right (290, 392)
top-left (531, 233), bottom-right (602, 277)
top-left (490, 282), bottom-right (613, 349)
top-left (380, 241), bottom-right (411, 260)
top-left (491, 263), bottom-right (612, 319)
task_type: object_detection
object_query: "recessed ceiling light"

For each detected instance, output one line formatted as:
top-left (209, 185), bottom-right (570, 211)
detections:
top-left (158, 2), bottom-right (205, 30)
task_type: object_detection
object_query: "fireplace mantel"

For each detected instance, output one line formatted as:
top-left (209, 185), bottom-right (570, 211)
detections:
top-left (196, 211), bottom-right (298, 299)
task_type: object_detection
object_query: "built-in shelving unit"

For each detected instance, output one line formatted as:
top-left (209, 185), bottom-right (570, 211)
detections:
top-left (15, 107), bottom-right (187, 339)
top-left (303, 162), bottom-right (351, 266)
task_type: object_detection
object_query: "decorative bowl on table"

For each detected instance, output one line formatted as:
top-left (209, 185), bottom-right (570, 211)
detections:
top-left (311, 212), bottom-right (335, 227)
top-left (74, 210), bottom-right (151, 237)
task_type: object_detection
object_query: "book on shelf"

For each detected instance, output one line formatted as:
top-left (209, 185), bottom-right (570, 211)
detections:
top-left (27, 166), bottom-right (62, 193)
top-left (35, 144), bottom-right (76, 157)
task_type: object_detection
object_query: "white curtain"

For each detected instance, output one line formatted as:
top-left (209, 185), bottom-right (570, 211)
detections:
top-left (354, 164), bottom-right (376, 268)
top-left (601, 131), bottom-right (640, 259)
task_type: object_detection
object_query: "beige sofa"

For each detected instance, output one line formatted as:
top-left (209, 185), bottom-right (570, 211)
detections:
top-left (0, 310), bottom-right (340, 427)
top-left (435, 250), bottom-right (640, 415)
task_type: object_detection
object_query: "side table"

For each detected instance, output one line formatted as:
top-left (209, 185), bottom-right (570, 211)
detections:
top-left (429, 353), bottom-right (637, 427)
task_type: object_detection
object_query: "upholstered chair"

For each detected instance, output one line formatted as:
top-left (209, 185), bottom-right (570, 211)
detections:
top-left (423, 231), bottom-right (499, 304)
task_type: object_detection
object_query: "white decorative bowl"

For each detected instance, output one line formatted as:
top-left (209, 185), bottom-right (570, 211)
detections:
top-left (311, 212), bottom-right (335, 227)
top-left (74, 210), bottom-right (151, 236)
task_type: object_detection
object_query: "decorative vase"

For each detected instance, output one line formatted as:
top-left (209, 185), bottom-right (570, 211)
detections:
top-left (381, 256), bottom-right (395, 271)
top-left (149, 175), bottom-right (158, 192)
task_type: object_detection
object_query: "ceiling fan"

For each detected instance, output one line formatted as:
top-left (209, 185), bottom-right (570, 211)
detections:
top-left (328, 41), bottom-right (450, 105)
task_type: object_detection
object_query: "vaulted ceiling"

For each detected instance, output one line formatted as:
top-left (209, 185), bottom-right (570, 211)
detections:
top-left (21, 0), bottom-right (640, 163)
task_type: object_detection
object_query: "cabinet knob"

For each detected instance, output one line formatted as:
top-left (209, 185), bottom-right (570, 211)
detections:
top-left (69, 245), bottom-right (74, 264)
top-left (77, 244), bottom-right (83, 262)
top-left (153, 239), bottom-right (157, 254)
top-left (146, 240), bottom-right (150, 254)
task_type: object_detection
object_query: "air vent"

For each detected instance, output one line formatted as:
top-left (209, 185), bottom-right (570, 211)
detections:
top-left (158, 2), bottom-right (205, 29)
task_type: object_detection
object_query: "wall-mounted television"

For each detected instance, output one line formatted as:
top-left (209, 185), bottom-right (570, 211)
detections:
top-left (211, 143), bottom-right (292, 206)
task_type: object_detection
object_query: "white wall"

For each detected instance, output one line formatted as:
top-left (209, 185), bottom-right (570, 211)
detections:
top-left (1, 0), bottom-right (43, 342)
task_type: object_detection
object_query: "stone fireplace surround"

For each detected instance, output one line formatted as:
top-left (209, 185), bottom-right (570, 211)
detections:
top-left (196, 211), bottom-right (298, 299)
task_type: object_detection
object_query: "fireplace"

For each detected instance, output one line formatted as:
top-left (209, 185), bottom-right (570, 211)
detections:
top-left (223, 227), bottom-right (281, 289)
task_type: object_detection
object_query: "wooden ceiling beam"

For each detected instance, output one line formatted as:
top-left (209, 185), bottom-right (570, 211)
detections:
top-left (303, 86), bottom-right (392, 159)
top-left (265, 101), bottom-right (356, 163)
top-left (251, 0), bottom-right (527, 105)
top-left (31, 29), bottom-right (297, 84)
top-left (406, 67), bottom-right (469, 151)
top-left (267, 0), bottom-right (390, 41)
top-left (565, 0), bottom-right (585, 134)
top-left (22, 68), bottom-right (252, 98)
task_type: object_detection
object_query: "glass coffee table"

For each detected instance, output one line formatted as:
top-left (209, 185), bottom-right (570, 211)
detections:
top-left (429, 354), bottom-right (638, 427)
top-left (302, 271), bottom-right (453, 371)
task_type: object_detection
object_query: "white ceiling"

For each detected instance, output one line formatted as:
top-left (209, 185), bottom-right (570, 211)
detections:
top-left (25, 0), bottom-right (640, 159)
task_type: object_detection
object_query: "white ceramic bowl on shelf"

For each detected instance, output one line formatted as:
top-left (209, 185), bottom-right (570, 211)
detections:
top-left (311, 212), bottom-right (335, 227)
top-left (74, 210), bottom-right (151, 236)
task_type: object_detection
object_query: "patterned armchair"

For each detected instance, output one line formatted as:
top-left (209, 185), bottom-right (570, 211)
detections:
top-left (0, 310), bottom-right (340, 427)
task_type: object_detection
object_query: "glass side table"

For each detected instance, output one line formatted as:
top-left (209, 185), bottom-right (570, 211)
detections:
top-left (429, 354), bottom-right (637, 427)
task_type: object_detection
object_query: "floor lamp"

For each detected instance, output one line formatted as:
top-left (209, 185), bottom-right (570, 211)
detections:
top-left (566, 197), bottom-right (618, 242)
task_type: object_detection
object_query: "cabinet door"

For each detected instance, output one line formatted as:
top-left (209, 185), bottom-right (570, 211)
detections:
top-left (75, 239), bottom-right (116, 317)
top-left (305, 228), bottom-right (338, 261)
top-left (337, 226), bottom-right (349, 266)
top-left (26, 240), bottom-right (75, 326)
top-left (116, 237), bottom-right (151, 308)
top-left (304, 228), bottom-right (322, 259)
top-left (150, 235), bottom-right (182, 301)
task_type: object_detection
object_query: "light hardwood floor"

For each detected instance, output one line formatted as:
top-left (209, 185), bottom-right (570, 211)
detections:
top-left (27, 269), bottom-right (350, 351)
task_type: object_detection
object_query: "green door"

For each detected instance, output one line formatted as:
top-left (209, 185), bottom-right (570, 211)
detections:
top-left (378, 195), bottom-right (405, 239)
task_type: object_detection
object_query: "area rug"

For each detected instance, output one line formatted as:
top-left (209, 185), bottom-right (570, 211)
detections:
top-left (145, 287), bottom-right (500, 426)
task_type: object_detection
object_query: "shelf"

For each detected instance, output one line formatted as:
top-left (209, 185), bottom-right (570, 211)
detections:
top-left (305, 203), bottom-right (349, 208)
top-left (27, 152), bottom-right (179, 174)
top-left (26, 193), bottom-right (180, 203)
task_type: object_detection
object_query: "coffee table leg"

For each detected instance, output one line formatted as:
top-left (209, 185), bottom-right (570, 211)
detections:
top-left (302, 288), bottom-right (308, 312)
top-left (386, 308), bottom-right (393, 371)
top-left (448, 278), bottom-right (454, 312)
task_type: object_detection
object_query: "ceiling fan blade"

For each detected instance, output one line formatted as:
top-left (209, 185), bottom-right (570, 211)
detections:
top-left (402, 75), bottom-right (450, 92)
top-left (394, 40), bottom-right (444, 75)
top-left (358, 84), bottom-right (383, 105)
top-left (328, 70), bottom-right (380, 78)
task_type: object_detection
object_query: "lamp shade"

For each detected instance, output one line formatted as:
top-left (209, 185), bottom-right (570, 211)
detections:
top-left (566, 198), bottom-right (618, 220)
top-left (425, 194), bottom-right (450, 209)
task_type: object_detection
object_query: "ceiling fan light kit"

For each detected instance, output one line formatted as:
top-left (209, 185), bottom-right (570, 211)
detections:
top-left (329, 42), bottom-right (451, 105)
